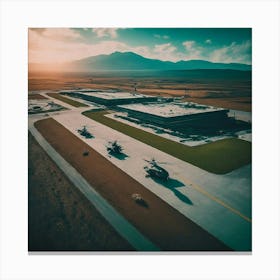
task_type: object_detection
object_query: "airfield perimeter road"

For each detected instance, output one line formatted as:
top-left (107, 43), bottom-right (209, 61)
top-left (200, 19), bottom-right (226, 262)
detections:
top-left (29, 118), bottom-right (159, 251)
top-left (34, 117), bottom-right (231, 251)
top-left (29, 92), bottom-right (251, 251)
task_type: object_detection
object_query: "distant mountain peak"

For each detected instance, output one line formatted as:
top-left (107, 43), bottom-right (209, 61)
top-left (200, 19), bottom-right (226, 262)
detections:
top-left (64, 51), bottom-right (252, 72)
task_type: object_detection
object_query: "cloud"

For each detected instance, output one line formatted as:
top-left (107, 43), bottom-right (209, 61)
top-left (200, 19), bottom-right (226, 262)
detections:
top-left (150, 43), bottom-right (177, 61)
top-left (182, 40), bottom-right (203, 59)
top-left (181, 40), bottom-right (251, 64)
top-left (43, 28), bottom-right (81, 40)
top-left (182, 40), bottom-right (195, 50)
top-left (28, 28), bottom-right (251, 64)
top-left (29, 29), bottom-right (180, 63)
top-left (30, 28), bottom-right (81, 42)
top-left (209, 40), bottom-right (251, 64)
top-left (28, 28), bottom-right (83, 56)
top-left (154, 34), bottom-right (169, 39)
top-left (130, 43), bottom-right (179, 62)
top-left (29, 30), bottom-right (128, 63)
top-left (154, 43), bottom-right (176, 53)
top-left (92, 28), bottom-right (118, 38)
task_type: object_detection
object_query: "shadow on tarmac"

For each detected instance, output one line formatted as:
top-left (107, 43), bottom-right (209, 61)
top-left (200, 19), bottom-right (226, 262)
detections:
top-left (151, 177), bottom-right (193, 205)
top-left (108, 152), bottom-right (129, 160)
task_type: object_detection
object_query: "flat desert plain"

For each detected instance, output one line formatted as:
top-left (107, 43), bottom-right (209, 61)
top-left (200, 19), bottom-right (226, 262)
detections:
top-left (28, 70), bottom-right (251, 112)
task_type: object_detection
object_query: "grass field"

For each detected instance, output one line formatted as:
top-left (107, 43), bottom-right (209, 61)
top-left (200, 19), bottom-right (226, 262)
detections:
top-left (83, 110), bottom-right (251, 174)
top-left (47, 92), bottom-right (88, 107)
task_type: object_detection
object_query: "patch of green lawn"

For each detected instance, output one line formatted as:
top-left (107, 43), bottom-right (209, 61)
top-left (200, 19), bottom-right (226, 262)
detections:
top-left (47, 93), bottom-right (88, 107)
top-left (83, 110), bottom-right (251, 174)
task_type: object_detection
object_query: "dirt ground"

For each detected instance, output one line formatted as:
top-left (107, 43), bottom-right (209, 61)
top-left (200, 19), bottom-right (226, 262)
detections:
top-left (183, 96), bottom-right (251, 112)
top-left (35, 118), bottom-right (231, 251)
top-left (28, 132), bottom-right (133, 251)
top-left (28, 71), bottom-right (251, 112)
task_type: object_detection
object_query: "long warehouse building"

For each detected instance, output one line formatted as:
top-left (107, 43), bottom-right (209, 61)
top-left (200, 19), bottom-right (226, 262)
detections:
top-left (117, 102), bottom-right (230, 127)
top-left (60, 90), bottom-right (158, 105)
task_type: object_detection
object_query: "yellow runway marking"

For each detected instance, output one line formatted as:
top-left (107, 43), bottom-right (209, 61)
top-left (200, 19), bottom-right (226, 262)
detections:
top-left (178, 176), bottom-right (252, 223)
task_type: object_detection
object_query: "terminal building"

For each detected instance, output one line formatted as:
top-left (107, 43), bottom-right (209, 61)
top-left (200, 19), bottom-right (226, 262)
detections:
top-left (117, 102), bottom-right (230, 127)
top-left (60, 90), bottom-right (158, 106)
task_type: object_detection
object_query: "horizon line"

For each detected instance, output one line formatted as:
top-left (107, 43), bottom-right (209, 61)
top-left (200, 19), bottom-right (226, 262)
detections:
top-left (29, 51), bottom-right (252, 66)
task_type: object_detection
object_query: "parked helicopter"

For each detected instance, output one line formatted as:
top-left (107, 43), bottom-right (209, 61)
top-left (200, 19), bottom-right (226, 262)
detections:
top-left (77, 125), bottom-right (93, 139)
top-left (143, 158), bottom-right (169, 181)
top-left (106, 140), bottom-right (123, 155)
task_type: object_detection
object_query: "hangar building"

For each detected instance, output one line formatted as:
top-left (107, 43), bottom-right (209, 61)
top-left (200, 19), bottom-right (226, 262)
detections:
top-left (60, 90), bottom-right (158, 106)
top-left (117, 102), bottom-right (230, 127)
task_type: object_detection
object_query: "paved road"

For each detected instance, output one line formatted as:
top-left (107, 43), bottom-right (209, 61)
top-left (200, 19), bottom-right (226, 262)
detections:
top-left (29, 92), bottom-right (251, 250)
top-left (52, 111), bottom-right (252, 250)
top-left (28, 119), bottom-right (159, 251)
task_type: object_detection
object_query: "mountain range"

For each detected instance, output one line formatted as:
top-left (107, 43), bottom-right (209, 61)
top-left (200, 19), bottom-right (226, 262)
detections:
top-left (29, 51), bottom-right (252, 72)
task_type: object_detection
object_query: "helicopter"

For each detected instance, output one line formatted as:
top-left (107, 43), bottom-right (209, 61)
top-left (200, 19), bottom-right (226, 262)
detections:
top-left (106, 140), bottom-right (123, 155)
top-left (77, 125), bottom-right (93, 139)
top-left (143, 158), bottom-right (169, 181)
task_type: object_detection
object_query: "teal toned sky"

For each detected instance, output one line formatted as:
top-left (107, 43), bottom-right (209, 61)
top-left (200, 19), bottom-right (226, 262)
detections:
top-left (29, 28), bottom-right (251, 64)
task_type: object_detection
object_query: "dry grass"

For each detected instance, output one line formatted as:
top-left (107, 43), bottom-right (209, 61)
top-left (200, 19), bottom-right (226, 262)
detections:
top-left (182, 97), bottom-right (251, 112)
top-left (28, 132), bottom-right (133, 251)
top-left (28, 71), bottom-right (251, 112)
top-left (47, 92), bottom-right (88, 107)
top-left (28, 94), bottom-right (48, 100)
top-left (35, 118), bottom-right (231, 251)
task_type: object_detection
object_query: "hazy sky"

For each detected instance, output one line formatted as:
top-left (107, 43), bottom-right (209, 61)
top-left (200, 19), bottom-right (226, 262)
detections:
top-left (29, 28), bottom-right (252, 64)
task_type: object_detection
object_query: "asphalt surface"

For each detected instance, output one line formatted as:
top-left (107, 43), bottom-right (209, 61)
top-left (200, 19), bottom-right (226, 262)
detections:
top-left (29, 92), bottom-right (252, 251)
top-left (51, 110), bottom-right (252, 250)
top-left (28, 118), bottom-right (159, 251)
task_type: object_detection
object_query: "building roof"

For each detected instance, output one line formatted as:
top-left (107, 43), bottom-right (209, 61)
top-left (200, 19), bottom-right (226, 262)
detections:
top-left (69, 91), bottom-right (154, 100)
top-left (118, 102), bottom-right (228, 118)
